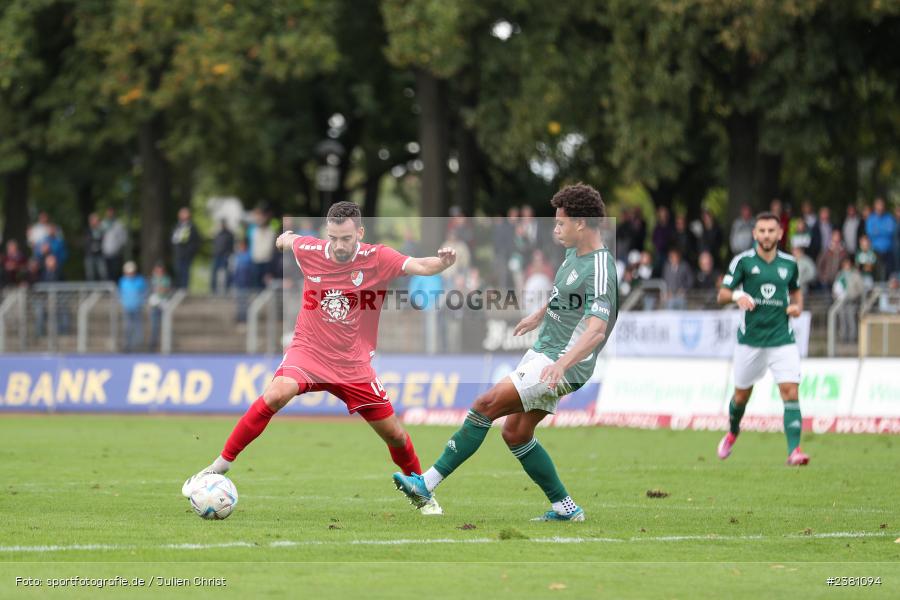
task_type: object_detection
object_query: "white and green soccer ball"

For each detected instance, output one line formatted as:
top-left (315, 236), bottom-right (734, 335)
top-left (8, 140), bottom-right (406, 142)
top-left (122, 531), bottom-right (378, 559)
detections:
top-left (188, 474), bottom-right (238, 520)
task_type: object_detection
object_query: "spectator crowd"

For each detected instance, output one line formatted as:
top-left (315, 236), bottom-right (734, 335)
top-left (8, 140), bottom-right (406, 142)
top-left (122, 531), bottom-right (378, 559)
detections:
top-left (2, 195), bottom-right (898, 350)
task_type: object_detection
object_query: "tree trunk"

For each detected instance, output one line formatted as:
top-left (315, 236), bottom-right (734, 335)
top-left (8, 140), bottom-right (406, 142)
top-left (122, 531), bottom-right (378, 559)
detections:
top-left (416, 68), bottom-right (449, 248)
top-left (455, 124), bottom-right (477, 217)
top-left (727, 112), bottom-right (759, 221)
top-left (138, 114), bottom-right (171, 274)
top-left (3, 166), bottom-right (30, 248)
top-left (362, 167), bottom-right (381, 220)
top-left (756, 153), bottom-right (782, 210)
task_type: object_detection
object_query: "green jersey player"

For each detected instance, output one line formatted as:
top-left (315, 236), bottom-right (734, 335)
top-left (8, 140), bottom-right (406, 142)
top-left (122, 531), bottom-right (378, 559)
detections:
top-left (393, 183), bottom-right (617, 521)
top-left (717, 212), bottom-right (810, 466)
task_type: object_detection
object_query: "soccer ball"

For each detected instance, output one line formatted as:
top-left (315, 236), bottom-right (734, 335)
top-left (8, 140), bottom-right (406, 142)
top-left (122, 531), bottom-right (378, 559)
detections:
top-left (188, 474), bottom-right (238, 520)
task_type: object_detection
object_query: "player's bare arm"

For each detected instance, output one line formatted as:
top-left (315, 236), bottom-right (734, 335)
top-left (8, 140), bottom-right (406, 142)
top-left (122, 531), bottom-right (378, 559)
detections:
top-left (718, 286), bottom-right (756, 311)
top-left (539, 316), bottom-right (608, 390)
top-left (786, 289), bottom-right (803, 317)
top-left (275, 230), bottom-right (300, 252)
top-left (402, 247), bottom-right (457, 276)
top-left (513, 301), bottom-right (550, 336)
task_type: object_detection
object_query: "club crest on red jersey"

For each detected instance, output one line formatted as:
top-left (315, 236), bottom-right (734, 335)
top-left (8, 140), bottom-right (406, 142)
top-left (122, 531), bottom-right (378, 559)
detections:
top-left (350, 270), bottom-right (364, 286)
top-left (320, 289), bottom-right (353, 321)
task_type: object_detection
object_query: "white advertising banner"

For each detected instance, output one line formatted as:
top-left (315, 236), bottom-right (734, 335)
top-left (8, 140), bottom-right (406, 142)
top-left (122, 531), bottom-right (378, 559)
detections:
top-left (594, 357), bottom-right (900, 434)
top-left (852, 359), bottom-right (900, 417)
top-left (609, 311), bottom-right (811, 358)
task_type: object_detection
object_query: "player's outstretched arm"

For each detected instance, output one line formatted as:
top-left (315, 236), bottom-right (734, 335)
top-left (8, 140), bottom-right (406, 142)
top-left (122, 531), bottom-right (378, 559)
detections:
top-left (275, 230), bottom-right (300, 252)
top-left (402, 247), bottom-right (457, 276)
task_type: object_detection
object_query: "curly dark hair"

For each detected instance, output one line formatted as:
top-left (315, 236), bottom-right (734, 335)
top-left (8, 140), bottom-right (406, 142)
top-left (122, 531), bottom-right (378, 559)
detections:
top-left (326, 201), bottom-right (362, 227)
top-left (549, 183), bottom-right (605, 227)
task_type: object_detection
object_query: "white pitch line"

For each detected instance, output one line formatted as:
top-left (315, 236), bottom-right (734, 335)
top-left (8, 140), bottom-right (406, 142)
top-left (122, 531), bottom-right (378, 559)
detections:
top-left (0, 531), bottom-right (894, 554)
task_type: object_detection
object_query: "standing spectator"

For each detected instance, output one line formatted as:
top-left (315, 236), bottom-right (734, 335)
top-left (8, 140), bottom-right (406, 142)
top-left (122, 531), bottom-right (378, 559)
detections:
top-left (84, 212), bottom-right (106, 281)
top-left (296, 217), bottom-right (318, 237)
top-left (693, 251), bottom-right (720, 290)
top-left (790, 219), bottom-right (812, 253)
top-left (796, 200), bottom-right (821, 259)
top-left (842, 204), bottom-right (863, 254)
top-left (770, 198), bottom-right (791, 249)
top-left (865, 197), bottom-right (896, 280)
top-left (248, 208), bottom-right (275, 288)
top-left (171, 207), bottom-right (201, 290)
top-left (147, 262), bottom-right (172, 351)
top-left (35, 225), bottom-right (68, 267)
top-left (232, 239), bottom-right (254, 323)
top-left (22, 258), bottom-right (42, 287)
top-left (518, 205), bottom-right (539, 253)
top-left (2, 240), bottom-right (27, 287)
top-left (816, 230), bottom-right (847, 289)
top-left (492, 207), bottom-right (518, 289)
top-left (31, 253), bottom-right (69, 336)
top-left (816, 207), bottom-right (834, 258)
top-left (698, 209), bottom-right (724, 267)
top-left (118, 261), bottom-right (147, 352)
top-left (101, 207), bottom-right (128, 281)
top-left (730, 204), bottom-right (755, 254)
top-left (832, 257), bottom-right (864, 343)
top-left (856, 235), bottom-right (877, 290)
top-left (652, 206), bottom-right (675, 273)
top-left (893, 204), bottom-right (900, 279)
top-left (523, 249), bottom-right (555, 315)
top-left (792, 247), bottom-right (817, 294)
top-left (672, 213), bottom-right (697, 267)
top-left (662, 248), bottom-right (693, 309)
top-left (27, 211), bottom-right (54, 251)
top-left (210, 220), bottom-right (235, 294)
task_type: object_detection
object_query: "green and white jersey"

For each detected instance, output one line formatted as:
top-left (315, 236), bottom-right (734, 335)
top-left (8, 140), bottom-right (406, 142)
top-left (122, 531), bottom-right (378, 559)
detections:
top-left (723, 248), bottom-right (800, 347)
top-left (533, 247), bottom-right (618, 391)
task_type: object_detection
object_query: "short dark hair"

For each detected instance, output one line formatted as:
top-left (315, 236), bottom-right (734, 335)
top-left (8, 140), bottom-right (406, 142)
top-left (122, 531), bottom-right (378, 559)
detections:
top-left (326, 201), bottom-right (362, 228)
top-left (550, 183), bottom-right (605, 227)
top-left (755, 211), bottom-right (781, 226)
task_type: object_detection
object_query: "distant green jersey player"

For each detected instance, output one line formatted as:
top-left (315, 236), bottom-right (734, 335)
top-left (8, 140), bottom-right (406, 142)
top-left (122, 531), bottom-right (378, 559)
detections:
top-left (393, 183), bottom-right (617, 521)
top-left (717, 212), bottom-right (810, 466)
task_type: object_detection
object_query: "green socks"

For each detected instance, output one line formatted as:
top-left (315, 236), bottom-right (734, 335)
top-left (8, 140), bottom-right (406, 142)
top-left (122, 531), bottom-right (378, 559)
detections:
top-left (729, 396), bottom-right (746, 435)
top-left (510, 438), bottom-right (568, 503)
top-left (783, 401), bottom-right (802, 453)
top-left (433, 409), bottom-right (492, 478)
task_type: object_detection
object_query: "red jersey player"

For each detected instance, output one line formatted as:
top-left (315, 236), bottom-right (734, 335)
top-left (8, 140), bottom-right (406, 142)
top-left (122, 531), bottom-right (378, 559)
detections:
top-left (182, 201), bottom-right (456, 515)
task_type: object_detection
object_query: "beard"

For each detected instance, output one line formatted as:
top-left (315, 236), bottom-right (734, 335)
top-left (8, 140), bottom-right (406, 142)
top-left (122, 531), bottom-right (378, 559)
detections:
top-left (758, 240), bottom-right (777, 252)
top-left (333, 250), bottom-right (352, 262)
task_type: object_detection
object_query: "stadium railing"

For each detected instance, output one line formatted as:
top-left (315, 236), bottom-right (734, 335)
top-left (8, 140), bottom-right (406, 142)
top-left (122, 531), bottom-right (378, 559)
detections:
top-left (0, 282), bottom-right (119, 353)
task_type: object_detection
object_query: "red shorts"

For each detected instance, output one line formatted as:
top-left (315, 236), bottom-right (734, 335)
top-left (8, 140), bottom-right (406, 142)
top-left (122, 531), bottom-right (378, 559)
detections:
top-left (273, 348), bottom-right (394, 422)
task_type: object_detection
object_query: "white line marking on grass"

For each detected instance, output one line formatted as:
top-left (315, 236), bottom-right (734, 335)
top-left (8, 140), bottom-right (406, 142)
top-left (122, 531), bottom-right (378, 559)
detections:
top-left (1, 531), bottom-right (895, 554)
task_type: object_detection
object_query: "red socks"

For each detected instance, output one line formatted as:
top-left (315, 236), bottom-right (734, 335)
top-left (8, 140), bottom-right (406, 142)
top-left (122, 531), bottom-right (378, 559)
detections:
top-left (389, 433), bottom-right (422, 476)
top-left (221, 397), bottom-right (276, 462)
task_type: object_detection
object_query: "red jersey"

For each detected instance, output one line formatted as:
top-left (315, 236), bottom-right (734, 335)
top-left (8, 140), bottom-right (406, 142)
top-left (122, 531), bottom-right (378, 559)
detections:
top-left (289, 236), bottom-right (409, 382)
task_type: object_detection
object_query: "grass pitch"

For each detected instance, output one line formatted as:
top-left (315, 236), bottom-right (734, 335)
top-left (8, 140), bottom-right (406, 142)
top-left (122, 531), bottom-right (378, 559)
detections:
top-left (1, 415), bottom-right (898, 598)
